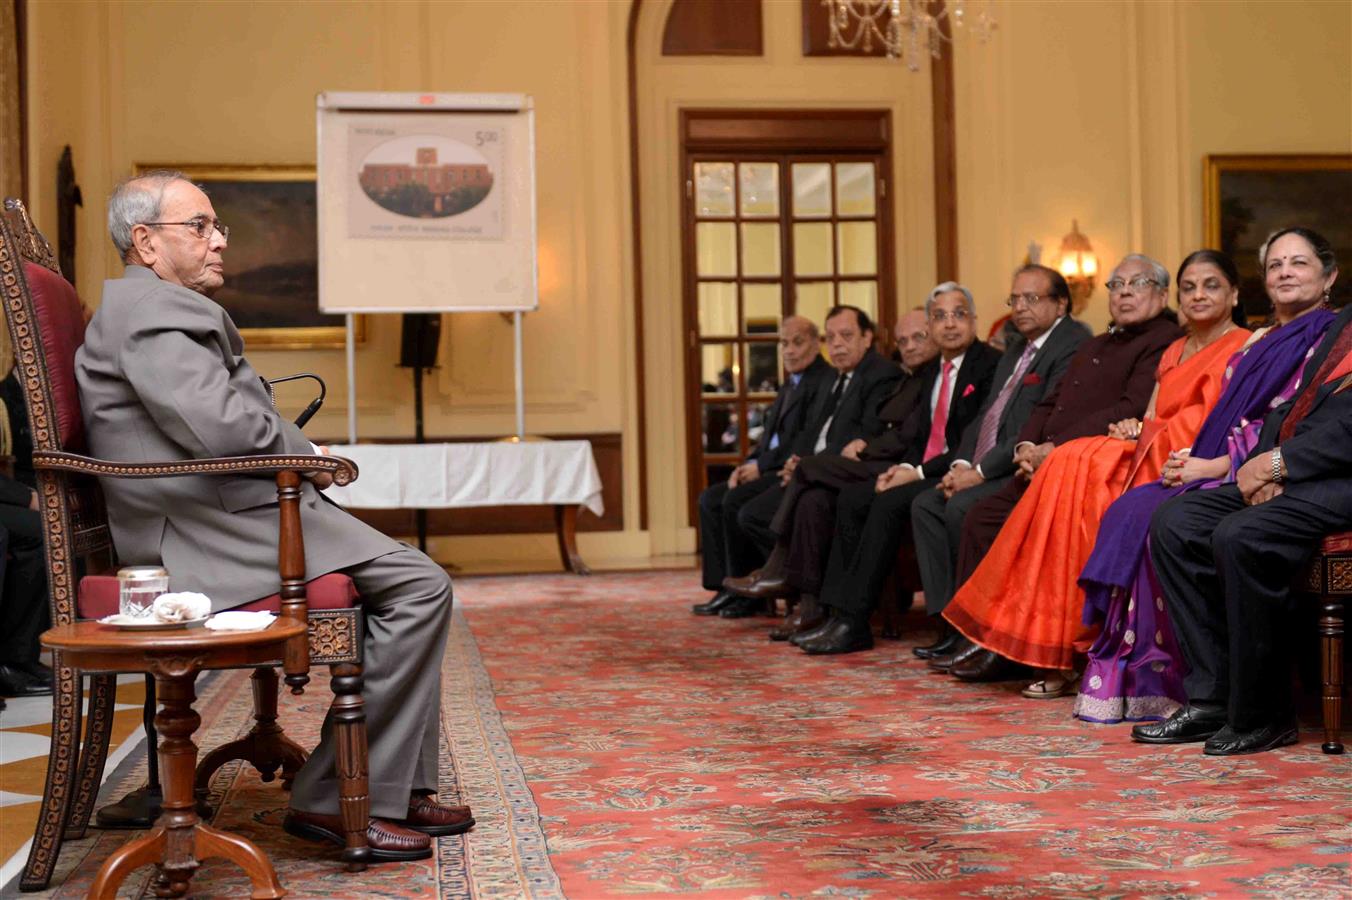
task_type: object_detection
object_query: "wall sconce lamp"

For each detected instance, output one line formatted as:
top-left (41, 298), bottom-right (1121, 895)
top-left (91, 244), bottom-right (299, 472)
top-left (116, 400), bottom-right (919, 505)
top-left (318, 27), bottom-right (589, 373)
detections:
top-left (1057, 220), bottom-right (1098, 314)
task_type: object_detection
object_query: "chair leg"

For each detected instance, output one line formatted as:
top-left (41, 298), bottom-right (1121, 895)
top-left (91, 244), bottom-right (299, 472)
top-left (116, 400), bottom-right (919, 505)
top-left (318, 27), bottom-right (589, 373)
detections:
top-left (20, 660), bottom-right (83, 891)
top-left (64, 673), bottom-right (118, 839)
top-left (329, 661), bottom-right (371, 873)
top-left (194, 667), bottom-right (308, 804)
top-left (1319, 596), bottom-right (1345, 755)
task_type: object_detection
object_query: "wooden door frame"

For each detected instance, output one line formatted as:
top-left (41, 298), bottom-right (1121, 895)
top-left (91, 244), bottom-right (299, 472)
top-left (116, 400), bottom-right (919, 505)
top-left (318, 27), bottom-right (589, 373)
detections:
top-left (678, 108), bottom-right (896, 526)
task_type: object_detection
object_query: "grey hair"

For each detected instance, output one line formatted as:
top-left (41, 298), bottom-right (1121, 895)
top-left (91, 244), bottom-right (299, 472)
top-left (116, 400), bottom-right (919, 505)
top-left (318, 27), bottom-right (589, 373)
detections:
top-left (107, 169), bottom-right (193, 259)
top-left (1113, 253), bottom-right (1170, 290)
top-left (925, 281), bottom-right (976, 316)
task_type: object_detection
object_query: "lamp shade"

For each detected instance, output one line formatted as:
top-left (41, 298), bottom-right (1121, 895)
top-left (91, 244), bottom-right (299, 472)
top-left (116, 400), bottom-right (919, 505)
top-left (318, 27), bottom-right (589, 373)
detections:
top-left (1058, 220), bottom-right (1098, 279)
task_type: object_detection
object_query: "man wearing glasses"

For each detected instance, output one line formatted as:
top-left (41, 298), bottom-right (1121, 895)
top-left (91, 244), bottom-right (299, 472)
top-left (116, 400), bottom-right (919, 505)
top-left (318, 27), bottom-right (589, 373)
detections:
top-left (76, 171), bottom-right (470, 861)
top-left (929, 255), bottom-right (1184, 680)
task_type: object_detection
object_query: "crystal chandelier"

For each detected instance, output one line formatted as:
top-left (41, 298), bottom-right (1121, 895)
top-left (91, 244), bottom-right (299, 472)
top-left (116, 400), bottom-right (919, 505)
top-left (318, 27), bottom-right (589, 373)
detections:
top-left (823, 0), bottom-right (997, 71)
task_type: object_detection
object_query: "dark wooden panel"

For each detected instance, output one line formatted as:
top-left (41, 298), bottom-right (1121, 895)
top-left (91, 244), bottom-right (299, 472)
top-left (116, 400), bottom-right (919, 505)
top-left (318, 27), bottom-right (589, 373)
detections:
top-left (683, 109), bottom-right (889, 153)
top-left (314, 432), bottom-right (624, 536)
top-left (628, 0), bottom-right (650, 530)
top-left (930, 0), bottom-right (958, 281)
top-left (663, 0), bottom-right (763, 56)
top-left (802, 0), bottom-right (889, 57)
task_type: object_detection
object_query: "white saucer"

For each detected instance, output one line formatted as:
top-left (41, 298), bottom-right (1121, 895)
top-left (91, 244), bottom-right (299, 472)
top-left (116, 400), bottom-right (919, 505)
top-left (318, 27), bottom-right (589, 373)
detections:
top-left (97, 614), bottom-right (211, 631)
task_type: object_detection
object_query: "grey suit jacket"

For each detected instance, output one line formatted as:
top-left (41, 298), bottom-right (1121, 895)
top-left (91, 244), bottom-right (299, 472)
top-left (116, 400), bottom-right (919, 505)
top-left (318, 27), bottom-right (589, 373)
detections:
top-left (954, 316), bottom-right (1091, 480)
top-left (75, 266), bottom-right (399, 610)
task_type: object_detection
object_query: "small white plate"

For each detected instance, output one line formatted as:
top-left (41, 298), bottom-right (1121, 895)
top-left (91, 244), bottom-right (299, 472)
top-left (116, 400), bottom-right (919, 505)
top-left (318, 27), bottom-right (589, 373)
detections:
top-left (96, 614), bottom-right (211, 631)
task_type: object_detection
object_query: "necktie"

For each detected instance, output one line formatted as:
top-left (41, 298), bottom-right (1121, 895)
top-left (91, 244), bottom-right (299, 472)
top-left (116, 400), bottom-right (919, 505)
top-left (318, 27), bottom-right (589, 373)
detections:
top-left (1279, 319), bottom-right (1352, 443)
top-left (814, 374), bottom-right (849, 453)
top-left (973, 341), bottom-right (1037, 462)
top-left (923, 359), bottom-right (954, 462)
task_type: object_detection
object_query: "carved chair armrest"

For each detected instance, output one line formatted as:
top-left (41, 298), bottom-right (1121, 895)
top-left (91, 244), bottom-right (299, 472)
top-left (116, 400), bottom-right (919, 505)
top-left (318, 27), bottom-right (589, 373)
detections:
top-left (31, 451), bottom-right (359, 484)
top-left (34, 450), bottom-right (357, 693)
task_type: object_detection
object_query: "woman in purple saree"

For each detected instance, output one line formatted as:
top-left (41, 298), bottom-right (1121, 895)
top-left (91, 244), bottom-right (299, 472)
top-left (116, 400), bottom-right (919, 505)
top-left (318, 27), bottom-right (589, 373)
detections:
top-left (1075, 235), bottom-right (1336, 724)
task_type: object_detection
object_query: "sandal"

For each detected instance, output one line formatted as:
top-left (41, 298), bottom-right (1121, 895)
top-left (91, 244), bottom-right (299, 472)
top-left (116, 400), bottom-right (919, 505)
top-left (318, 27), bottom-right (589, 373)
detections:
top-left (1021, 671), bottom-right (1081, 699)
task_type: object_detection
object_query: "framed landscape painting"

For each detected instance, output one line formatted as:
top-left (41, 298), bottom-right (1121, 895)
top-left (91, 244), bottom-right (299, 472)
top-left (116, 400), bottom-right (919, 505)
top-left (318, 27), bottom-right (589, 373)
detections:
top-left (133, 164), bottom-right (364, 349)
top-left (1204, 154), bottom-right (1352, 323)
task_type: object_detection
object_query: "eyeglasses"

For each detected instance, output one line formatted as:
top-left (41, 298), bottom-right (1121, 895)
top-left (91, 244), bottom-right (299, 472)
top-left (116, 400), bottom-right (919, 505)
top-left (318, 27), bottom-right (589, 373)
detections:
top-left (1105, 275), bottom-right (1160, 294)
top-left (1006, 293), bottom-right (1051, 309)
top-left (142, 216), bottom-right (229, 241)
top-left (929, 309), bottom-right (972, 323)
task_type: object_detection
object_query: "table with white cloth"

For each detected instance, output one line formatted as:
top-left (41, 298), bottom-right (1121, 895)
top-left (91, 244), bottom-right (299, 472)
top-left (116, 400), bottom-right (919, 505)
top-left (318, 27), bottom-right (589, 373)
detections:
top-left (322, 440), bottom-right (604, 573)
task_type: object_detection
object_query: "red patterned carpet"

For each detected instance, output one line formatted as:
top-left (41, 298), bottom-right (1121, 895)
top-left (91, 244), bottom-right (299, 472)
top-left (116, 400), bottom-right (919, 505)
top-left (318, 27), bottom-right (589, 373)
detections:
top-left (20, 569), bottom-right (1351, 898)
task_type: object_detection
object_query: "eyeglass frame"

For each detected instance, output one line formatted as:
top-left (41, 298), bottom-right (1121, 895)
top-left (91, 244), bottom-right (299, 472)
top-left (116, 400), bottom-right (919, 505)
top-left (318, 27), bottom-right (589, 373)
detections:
top-left (1005, 292), bottom-right (1058, 309)
top-left (141, 216), bottom-right (230, 241)
top-left (928, 308), bottom-right (974, 323)
top-left (1104, 275), bottom-right (1162, 294)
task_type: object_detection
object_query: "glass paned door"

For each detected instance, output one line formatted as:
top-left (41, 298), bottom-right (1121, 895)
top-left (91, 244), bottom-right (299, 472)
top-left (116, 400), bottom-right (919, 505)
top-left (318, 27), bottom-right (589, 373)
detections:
top-left (685, 153), bottom-right (889, 497)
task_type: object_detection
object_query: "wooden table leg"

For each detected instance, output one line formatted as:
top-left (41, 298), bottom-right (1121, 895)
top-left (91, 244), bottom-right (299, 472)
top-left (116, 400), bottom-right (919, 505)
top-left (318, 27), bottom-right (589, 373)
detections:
top-left (89, 667), bottom-right (284, 899)
top-left (553, 504), bottom-right (592, 575)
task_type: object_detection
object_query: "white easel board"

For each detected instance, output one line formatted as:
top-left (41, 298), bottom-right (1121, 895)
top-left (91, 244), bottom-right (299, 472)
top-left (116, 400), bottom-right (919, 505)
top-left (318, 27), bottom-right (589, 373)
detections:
top-left (316, 92), bottom-right (537, 313)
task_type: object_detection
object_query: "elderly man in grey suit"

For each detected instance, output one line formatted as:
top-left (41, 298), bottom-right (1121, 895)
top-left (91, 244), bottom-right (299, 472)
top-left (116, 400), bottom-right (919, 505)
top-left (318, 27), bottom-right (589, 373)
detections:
top-left (75, 171), bottom-right (468, 861)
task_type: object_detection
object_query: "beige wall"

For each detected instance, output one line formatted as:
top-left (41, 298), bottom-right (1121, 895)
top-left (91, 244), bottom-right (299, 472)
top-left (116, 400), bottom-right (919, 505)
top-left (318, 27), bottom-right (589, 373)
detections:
top-left (24, 0), bottom-right (1352, 565)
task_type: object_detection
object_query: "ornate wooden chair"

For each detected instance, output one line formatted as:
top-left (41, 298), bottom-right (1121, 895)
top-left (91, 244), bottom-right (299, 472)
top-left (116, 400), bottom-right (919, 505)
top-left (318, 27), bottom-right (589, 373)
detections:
top-left (1303, 531), bottom-right (1348, 754)
top-left (1, 199), bottom-right (372, 891)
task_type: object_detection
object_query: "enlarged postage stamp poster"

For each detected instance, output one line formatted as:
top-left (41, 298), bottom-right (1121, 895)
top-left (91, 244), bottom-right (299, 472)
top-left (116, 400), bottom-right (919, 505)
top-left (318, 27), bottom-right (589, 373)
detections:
top-left (347, 115), bottom-right (506, 240)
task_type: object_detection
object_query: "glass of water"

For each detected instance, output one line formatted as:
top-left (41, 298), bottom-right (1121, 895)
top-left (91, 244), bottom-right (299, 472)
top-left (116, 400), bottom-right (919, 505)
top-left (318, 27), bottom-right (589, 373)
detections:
top-left (117, 567), bottom-right (169, 620)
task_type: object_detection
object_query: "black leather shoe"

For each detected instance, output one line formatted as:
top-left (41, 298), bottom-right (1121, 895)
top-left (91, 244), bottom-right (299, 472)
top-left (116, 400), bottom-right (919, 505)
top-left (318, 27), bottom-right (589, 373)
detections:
top-left (718, 596), bottom-right (762, 618)
top-left (799, 618), bottom-right (874, 655)
top-left (788, 615), bottom-right (836, 647)
top-left (951, 649), bottom-right (1030, 682)
top-left (17, 661), bottom-right (54, 688)
top-left (1130, 703), bottom-right (1227, 744)
top-left (913, 623), bottom-right (961, 660)
top-left (927, 637), bottom-right (976, 672)
top-left (691, 591), bottom-right (737, 616)
top-left (0, 664), bottom-right (52, 697)
top-left (1203, 721), bottom-right (1299, 756)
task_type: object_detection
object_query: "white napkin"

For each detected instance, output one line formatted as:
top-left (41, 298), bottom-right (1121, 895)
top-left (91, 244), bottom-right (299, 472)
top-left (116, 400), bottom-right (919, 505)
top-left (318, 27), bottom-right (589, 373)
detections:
top-left (152, 592), bottom-right (212, 623)
top-left (204, 611), bottom-right (277, 632)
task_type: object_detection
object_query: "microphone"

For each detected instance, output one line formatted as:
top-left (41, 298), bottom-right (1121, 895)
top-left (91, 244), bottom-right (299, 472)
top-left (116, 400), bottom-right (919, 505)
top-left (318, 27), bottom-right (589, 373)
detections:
top-left (266, 373), bottom-right (327, 429)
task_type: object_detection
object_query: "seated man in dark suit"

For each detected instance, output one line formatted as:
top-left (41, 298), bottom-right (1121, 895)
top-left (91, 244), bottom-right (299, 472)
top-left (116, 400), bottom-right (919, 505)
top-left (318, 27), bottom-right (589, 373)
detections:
top-left (938, 254), bottom-right (1184, 680)
top-left (727, 284), bottom-right (999, 652)
top-left (0, 473), bottom-right (51, 697)
top-left (720, 305), bottom-right (903, 617)
top-left (1143, 242), bottom-right (1345, 756)
top-left (910, 265), bottom-right (1090, 660)
top-left (694, 316), bottom-right (833, 616)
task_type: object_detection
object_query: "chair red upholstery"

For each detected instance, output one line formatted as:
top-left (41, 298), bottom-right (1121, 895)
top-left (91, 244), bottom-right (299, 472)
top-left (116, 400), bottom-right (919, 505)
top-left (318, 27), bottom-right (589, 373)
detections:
top-left (1319, 531), bottom-right (1352, 555)
top-left (77, 572), bottom-right (360, 619)
top-left (22, 260), bottom-right (87, 452)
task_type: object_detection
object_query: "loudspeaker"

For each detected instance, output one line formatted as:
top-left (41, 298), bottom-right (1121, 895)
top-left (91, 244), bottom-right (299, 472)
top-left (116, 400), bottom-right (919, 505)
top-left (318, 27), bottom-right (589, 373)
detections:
top-left (398, 313), bottom-right (441, 368)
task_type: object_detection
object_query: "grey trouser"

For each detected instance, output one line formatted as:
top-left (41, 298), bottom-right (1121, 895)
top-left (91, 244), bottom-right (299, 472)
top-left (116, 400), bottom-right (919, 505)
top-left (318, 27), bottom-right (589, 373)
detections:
top-left (290, 546), bottom-right (454, 818)
top-left (910, 476), bottom-right (1008, 615)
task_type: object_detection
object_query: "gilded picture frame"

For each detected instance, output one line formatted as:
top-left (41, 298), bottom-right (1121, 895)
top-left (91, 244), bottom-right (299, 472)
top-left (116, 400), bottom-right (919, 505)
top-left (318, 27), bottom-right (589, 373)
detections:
top-left (1203, 154), bottom-right (1352, 322)
top-left (133, 163), bottom-right (365, 350)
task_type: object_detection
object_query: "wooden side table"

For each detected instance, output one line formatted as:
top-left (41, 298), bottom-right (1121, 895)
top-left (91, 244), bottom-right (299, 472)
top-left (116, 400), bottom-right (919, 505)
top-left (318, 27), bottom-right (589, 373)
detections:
top-left (42, 619), bottom-right (307, 899)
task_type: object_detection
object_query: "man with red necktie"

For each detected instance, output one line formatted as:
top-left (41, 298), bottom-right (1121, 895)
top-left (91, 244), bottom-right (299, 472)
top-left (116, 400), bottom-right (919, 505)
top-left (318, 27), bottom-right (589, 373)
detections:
top-left (724, 284), bottom-right (999, 651)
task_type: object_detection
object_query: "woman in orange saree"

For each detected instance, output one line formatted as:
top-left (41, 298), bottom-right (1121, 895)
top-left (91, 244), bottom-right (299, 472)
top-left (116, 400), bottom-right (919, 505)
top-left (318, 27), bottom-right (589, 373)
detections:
top-left (943, 251), bottom-right (1251, 695)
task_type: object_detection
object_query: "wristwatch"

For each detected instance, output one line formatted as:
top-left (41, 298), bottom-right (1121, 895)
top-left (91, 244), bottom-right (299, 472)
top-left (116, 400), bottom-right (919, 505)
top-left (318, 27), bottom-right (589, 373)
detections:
top-left (1270, 448), bottom-right (1284, 484)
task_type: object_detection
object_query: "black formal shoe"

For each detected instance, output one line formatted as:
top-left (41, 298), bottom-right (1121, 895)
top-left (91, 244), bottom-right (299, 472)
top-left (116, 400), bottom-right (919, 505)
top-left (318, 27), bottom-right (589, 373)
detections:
top-left (1202, 721), bottom-right (1299, 756)
top-left (1129, 703), bottom-right (1227, 744)
top-left (788, 615), bottom-right (836, 647)
top-left (719, 596), bottom-right (763, 618)
top-left (913, 623), bottom-right (961, 660)
top-left (951, 649), bottom-right (1030, 682)
top-left (691, 591), bottom-right (737, 616)
top-left (927, 637), bottom-right (976, 672)
top-left (799, 618), bottom-right (874, 655)
top-left (17, 660), bottom-right (54, 688)
top-left (0, 664), bottom-right (52, 697)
